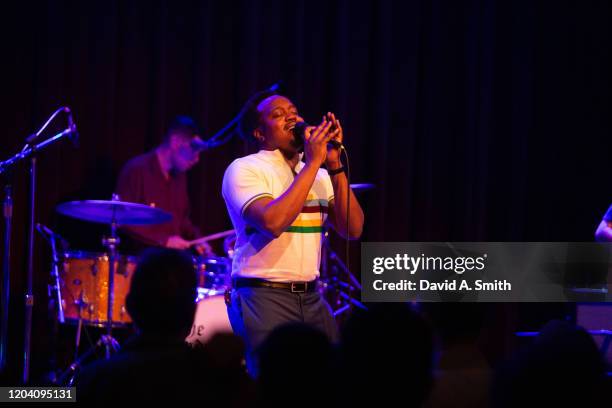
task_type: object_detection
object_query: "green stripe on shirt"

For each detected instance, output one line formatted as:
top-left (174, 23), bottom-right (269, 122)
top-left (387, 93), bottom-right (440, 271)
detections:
top-left (286, 226), bottom-right (324, 233)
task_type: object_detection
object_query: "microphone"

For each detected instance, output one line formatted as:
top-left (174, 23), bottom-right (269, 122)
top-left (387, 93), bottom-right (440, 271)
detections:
top-left (24, 106), bottom-right (78, 144)
top-left (65, 107), bottom-right (79, 147)
top-left (292, 122), bottom-right (342, 149)
top-left (191, 139), bottom-right (214, 152)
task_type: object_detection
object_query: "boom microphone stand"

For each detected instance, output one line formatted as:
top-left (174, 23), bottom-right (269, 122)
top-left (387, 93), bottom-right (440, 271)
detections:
top-left (0, 107), bottom-right (78, 383)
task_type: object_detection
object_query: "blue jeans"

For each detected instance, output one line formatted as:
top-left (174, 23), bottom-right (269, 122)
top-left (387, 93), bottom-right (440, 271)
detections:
top-left (226, 286), bottom-right (339, 377)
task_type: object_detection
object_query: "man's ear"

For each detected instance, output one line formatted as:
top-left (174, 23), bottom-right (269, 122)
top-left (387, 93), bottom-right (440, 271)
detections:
top-left (253, 127), bottom-right (264, 143)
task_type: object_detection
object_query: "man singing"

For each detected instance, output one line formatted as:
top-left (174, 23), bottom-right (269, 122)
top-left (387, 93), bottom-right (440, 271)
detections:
top-left (222, 91), bottom-right (364, 375)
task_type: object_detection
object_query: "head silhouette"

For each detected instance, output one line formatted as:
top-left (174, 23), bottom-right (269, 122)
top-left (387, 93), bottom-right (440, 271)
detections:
top-left (126, 248), bottom-right (197, 337)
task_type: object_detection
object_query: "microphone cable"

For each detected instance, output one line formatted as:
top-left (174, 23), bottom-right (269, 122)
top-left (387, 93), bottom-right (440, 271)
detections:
top-left (340, 145), bottom-right (352, 302)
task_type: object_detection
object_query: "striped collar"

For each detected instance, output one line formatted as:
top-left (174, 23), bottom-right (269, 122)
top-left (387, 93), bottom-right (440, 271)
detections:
top-left (257, 149), bottom-right (305, 173)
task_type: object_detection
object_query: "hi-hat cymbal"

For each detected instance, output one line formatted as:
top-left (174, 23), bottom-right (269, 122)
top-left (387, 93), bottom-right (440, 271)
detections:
top-left (56, 200), bottom-right (173, 225)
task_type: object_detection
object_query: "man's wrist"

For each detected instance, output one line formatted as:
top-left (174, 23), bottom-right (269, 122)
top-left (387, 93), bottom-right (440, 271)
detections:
top-left (327, 166), bottom-right (346, 176)
top-left (326, 161), bottom-right (343, 170)
top-left (304, 161), bottom-right (323, 173)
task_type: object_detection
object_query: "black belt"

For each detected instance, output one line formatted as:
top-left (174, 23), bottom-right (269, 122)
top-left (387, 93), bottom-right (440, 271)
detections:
top-left (233, 278), bottom-right (318, 293)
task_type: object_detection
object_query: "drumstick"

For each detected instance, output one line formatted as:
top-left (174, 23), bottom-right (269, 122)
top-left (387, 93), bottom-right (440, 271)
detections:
top-left (187, 229), bottom-right (235, 246)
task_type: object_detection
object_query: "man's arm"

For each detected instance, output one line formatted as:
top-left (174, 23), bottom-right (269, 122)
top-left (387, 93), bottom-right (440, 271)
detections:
top-left (244, 162), bottom-right (321, 238)
top-left (323, 112), bottom-right (364, 239)
top-left (244, 120), bottom-right (334, 238)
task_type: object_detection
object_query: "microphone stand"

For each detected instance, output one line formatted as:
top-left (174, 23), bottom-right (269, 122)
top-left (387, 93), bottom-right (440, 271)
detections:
top-left (196, 81), bottom-right (282, 150)
top-left (0, 113), bottom-right (77, 384)
top-left (1, 181), bottom-right (13, 373)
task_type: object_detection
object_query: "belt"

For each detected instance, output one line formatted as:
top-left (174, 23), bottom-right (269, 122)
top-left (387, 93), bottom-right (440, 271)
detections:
top-left (233, 278), bottom-right (318, 293)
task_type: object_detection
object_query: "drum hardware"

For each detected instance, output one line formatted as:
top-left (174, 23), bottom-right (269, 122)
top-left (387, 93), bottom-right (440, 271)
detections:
top-left (101, 217), bottom-right (119, 359)
top-left (36, 223), bottom-right (66, 324)
top-left (320, 231), bottom-right (366, 319)
top-left (56, 334), bottom-right (120, 387)
top-left (318, 183), bottom-right (373, 318)
top-left (333, 304), bottom-right (352, 317)
top-left (321, 183), bottom-right (376, 317)
top-left (36, 223), bottom-right (69, 381)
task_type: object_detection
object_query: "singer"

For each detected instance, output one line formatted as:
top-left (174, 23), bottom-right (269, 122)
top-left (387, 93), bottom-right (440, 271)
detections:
top-left (115, 115), bottom-right (212, 254)
top-left (222, 91), bottom-right (364, 376)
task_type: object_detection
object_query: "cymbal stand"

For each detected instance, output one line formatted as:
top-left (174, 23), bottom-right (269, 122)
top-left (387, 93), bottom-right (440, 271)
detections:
top-left (101, 195), bottom-right (121, 359)
top-left (321, 231), bottom-right (366, 318)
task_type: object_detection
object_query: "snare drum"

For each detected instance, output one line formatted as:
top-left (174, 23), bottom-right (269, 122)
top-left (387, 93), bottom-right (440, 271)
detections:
top-left (60, 251), bottom-right (137, 327)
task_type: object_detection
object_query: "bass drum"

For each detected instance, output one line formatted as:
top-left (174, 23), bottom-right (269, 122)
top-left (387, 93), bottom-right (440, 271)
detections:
top-left (186, 295), bottom-right (233, 345)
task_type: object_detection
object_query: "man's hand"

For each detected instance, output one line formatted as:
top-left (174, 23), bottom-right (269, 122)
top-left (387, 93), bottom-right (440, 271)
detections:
top-left (325, 112), bottom-right (343, 166)
top-left (165, 235), bottom-right (191, 250)
top-left (194, 241), bottom-right (215, 256)
top-left (303, 117), bottom-right (333, 167)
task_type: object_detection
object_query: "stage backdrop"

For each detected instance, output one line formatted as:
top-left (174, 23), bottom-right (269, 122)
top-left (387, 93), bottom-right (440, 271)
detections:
top-left (1, 0), bottom-right (611, 381)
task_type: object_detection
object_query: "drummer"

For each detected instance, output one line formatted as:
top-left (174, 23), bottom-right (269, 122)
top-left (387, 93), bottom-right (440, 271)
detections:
top-left (116, 115), bottom-right (212, 255)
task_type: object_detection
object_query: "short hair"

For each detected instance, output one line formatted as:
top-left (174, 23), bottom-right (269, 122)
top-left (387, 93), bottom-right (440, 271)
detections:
top-left (164, 115), bottom-right (199, 141)
top-left (126, 248), bottom-right (197, 335)
top-left (237, 90), bottom-right (279, 142)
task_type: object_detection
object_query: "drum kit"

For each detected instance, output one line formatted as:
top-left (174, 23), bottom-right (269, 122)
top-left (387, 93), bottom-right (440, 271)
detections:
top-left (44, 183), bottom-right (373, 383)
top-left (43, 196), bottom-right (234, 384)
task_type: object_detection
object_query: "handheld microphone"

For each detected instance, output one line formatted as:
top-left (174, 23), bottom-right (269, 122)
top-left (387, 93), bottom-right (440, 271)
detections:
top-left (292, 122), bottom-right (342, 149)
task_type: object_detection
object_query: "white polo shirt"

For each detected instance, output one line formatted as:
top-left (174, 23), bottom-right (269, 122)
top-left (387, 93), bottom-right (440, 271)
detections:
top-left (222, 149), bottom-right (334, 282)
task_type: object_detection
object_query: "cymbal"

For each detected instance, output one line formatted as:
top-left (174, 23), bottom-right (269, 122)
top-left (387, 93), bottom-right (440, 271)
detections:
top-left (56, 200), bottom-right (173, 225)
top-left (350, 183), bottom-right (376, 192)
